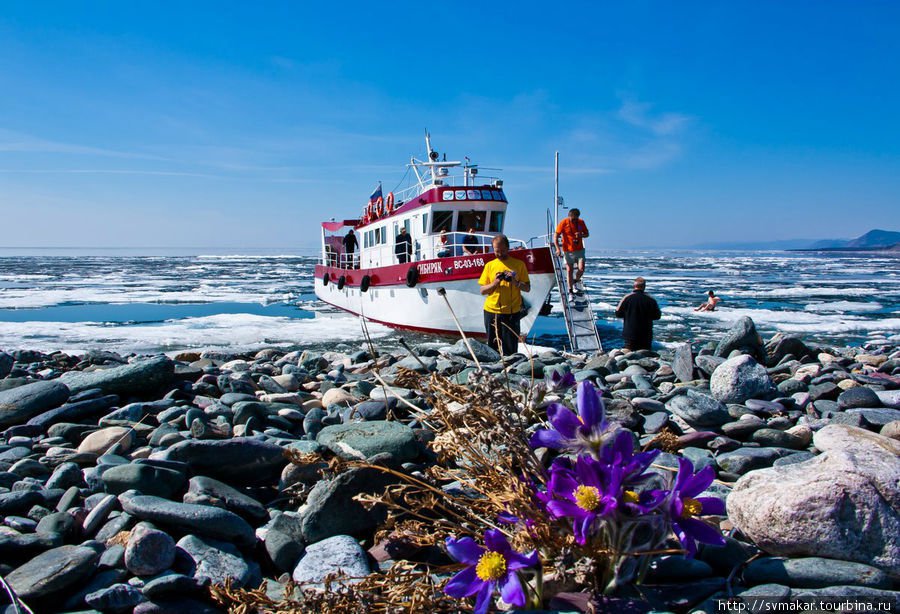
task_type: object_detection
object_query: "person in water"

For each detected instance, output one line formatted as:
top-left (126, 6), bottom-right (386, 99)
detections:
top-left (615, 277), bottom-right (661, 351)
top-left (694, 290), bottom-right (721, 312)
top-left (479, 234), bottom-right (531, 355)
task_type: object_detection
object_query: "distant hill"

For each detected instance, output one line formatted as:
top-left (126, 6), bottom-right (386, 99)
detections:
top-left (691, 229), bottom-right (900, 252)
top-left (795, 229), bottom-right (900, 252)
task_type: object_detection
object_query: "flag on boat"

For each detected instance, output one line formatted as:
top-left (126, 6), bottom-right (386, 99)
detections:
top-left (369, 184), bottom-right (383, 205)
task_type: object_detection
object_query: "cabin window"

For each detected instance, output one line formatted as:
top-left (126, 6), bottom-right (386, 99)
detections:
top-left (456, 210), bottom-right (485, 232)
top-left (489, 211), bottom-right (505, 233)
top-left (374, 227), bottom-right (382, 245)
top-left (421, 214), bottom-right (428, 234)
top-left (432, 211), bottom-right (453, 233)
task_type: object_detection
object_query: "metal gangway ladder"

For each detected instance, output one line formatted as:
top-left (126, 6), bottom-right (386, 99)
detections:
top-left (546, 209), bottom-right (603, 354)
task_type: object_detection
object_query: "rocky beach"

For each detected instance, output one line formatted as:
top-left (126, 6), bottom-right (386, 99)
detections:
top-left (0, 316), bottom-right (898, 613)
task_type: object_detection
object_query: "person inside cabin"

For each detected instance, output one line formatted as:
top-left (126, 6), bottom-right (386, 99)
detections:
top-left (436, 230), bottom-right (452, 258)
top-left (395, 227), bottom-right (413, 264)
top-left (462, 227), bottom-right (481, 255)
top-left (342, 229), bottom-right (358, 269)
top-left (554, 208), bottom-right (590, 298)
top-left (694, 290), bottom-right (721, 312)
top-left (479, 235), bottom-right (531, 355)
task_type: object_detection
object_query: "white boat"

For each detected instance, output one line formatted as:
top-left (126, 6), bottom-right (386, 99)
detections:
top-left (314, 134), bottom-right (556, 339)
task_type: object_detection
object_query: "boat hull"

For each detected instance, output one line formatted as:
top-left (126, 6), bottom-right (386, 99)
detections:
top-left (314, 248), bottom-right (555, 338)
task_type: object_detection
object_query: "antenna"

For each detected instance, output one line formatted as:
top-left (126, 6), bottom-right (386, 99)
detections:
top-left (554, 152), bottom-right (560, 228)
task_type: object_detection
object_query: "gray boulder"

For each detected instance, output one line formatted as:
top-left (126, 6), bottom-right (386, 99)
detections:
top-left (666, 389), bottom-right (731, 427)
top-left (184, 476), bottom-right (268, 523)
top-left (728, 425), bottom-right (900, 573)
top-left (0, 380), bottom-right (70, 427)
top-left (292, 534), bottom-right (370, 586)
top-left (673, 343), bottom-right (694, 383)
top-left (710, 355), bottom-right (775, 404)
top-left (152, 437), bottom-right (286, 484)
top-left (300, 466), bottom-right (398, 543)
top-left (714, 316), bottom-right (765, 362)
top-left (317, 421), bottom-right (418, 462)
top-left (118, 491), bottom-right (256, 547)
top-left (177, 534), bottom-right (258, 588)
top-left (125, 523), bottom-right (176, 576)
top-left (837, 387), bottom-right (882, 410)
top-left (743, 556), bottom-right (891, 589)
top-left (59, 355), bottom-right (174, 396)
top-left (6, 544), bottom-right (100, 600)
top-left (0, 352), bottom-right (13, 378)
top-left (442, 339), bottom-right (501, 363)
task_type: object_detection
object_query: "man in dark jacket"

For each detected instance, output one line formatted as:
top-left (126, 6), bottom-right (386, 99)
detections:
top-left (615, 277), bottom-right (661, 351)
top-left (342, 229), bottom-right (358, 268)
top-left (395, 227), bottom-right (412, 264)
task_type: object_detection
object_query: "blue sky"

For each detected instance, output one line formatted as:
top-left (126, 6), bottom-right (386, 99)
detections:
top-left (1, 1), bottom-right (898, 249)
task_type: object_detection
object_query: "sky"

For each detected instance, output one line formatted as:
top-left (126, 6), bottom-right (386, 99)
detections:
top-left (0, 1), bottom-right (898, 250)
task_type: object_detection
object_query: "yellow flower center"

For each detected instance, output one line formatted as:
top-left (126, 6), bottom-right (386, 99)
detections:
top-left (682, 497), bottom-right (703, 517)
top-left (623, 490), bottom-right (639, 504)
top-left (475, 551), bottom-right (507, 581)
top-left (573, 485), bottom-right (601, 511)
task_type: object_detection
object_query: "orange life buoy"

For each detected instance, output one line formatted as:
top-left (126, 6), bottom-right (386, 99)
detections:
top-left (375, 196), bottom-right (384, 218)
top-left (385, 192), bottom-right (395, 214)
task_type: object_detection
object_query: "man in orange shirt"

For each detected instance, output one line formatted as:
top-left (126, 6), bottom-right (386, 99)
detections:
top-left (553, 208), bottom-right (590, 297)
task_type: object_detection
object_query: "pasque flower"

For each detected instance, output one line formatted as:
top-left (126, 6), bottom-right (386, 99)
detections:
top-left (545, 369), bottom-right (576, 392)
top-left (444, 529), bottom-right (539, 614)
top-left (668, 458), bottom-right (726, 557)
top-left (530, 381), bottom-right (617, 456)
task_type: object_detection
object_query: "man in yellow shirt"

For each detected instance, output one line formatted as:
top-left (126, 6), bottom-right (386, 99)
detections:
top-left (478, 235), bottom-right (531, 355)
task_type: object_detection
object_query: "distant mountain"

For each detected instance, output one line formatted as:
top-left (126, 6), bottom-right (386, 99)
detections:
top-left (795, 229), bottom-right (900, 252)
top-left (690, 229), bottom-right (900, 252)
top-left (845, 229), bottom-right (900, 249)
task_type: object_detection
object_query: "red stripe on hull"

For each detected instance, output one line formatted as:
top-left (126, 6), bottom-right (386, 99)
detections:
top-left (319, 297), bottom-right (488, 338)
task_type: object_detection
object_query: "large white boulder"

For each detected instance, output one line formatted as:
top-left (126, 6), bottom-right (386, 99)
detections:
top-left (727, 425), bottom-right (900, 573)
top-left (710, 354), bottom-right (775, 404)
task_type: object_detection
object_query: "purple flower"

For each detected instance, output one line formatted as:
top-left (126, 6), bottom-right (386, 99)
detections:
top-left (601, 430), bottom-right (661, 483)
top-left (444, 529), bottom-right (539, 614)
top-left (668, 458), bottom-right (726, 557)
top-left (530, 381), bottom-right (616, 456)
top-left (542, 455), bottom-right (620, 544)
top-left (545, 369), bottom-right (576, 392)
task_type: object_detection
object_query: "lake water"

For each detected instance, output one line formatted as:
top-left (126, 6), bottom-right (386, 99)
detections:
top-left (0, 248), bottom-right (897, 354)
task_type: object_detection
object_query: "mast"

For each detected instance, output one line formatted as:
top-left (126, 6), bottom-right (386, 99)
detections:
top-left (554, 151), bottom-right (560, 228)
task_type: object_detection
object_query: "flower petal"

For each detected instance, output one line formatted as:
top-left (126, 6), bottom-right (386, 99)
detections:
top-left (529, 428), bottom-right (564, 450)
top-left (548, 469), bottom-right (579, 501)
top-left (444, 566), bottom-right (483, 598)
top-left (577, 381), bottom-right (604, 429)
top-left (695, 496), bottom-right (726, 516)
top-left (575, 455), bottom-right (603, 489)
top-left (673, 457), bottom-right (694, 492)
top-left (483, 529), bottom-right (511, 555)
top-left (547, 404), bottom-right (581, 439)
top-left (546, 499), bottom-right (586, 520)
top-left (681, 516), bottom-right (726, 548)
top-left (507, 548), bottom-right (539, 571)
top-left (473, 581), bottom-right (496, 614)
top-left (682, 464), bottom-right (716, 497)
top-left (499, 571), bottom-right (526, 607)
top-left (445, 537), bottom-right (484, 565)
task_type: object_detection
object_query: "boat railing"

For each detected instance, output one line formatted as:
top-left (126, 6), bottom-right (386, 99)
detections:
top-left (321, 232), bottom-right (529, 269)
top-left (391, 174), bottom-right (503, 203)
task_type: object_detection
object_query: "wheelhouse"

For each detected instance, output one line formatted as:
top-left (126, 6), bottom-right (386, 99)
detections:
top-left (319, 134), bottom-right (520, 270)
